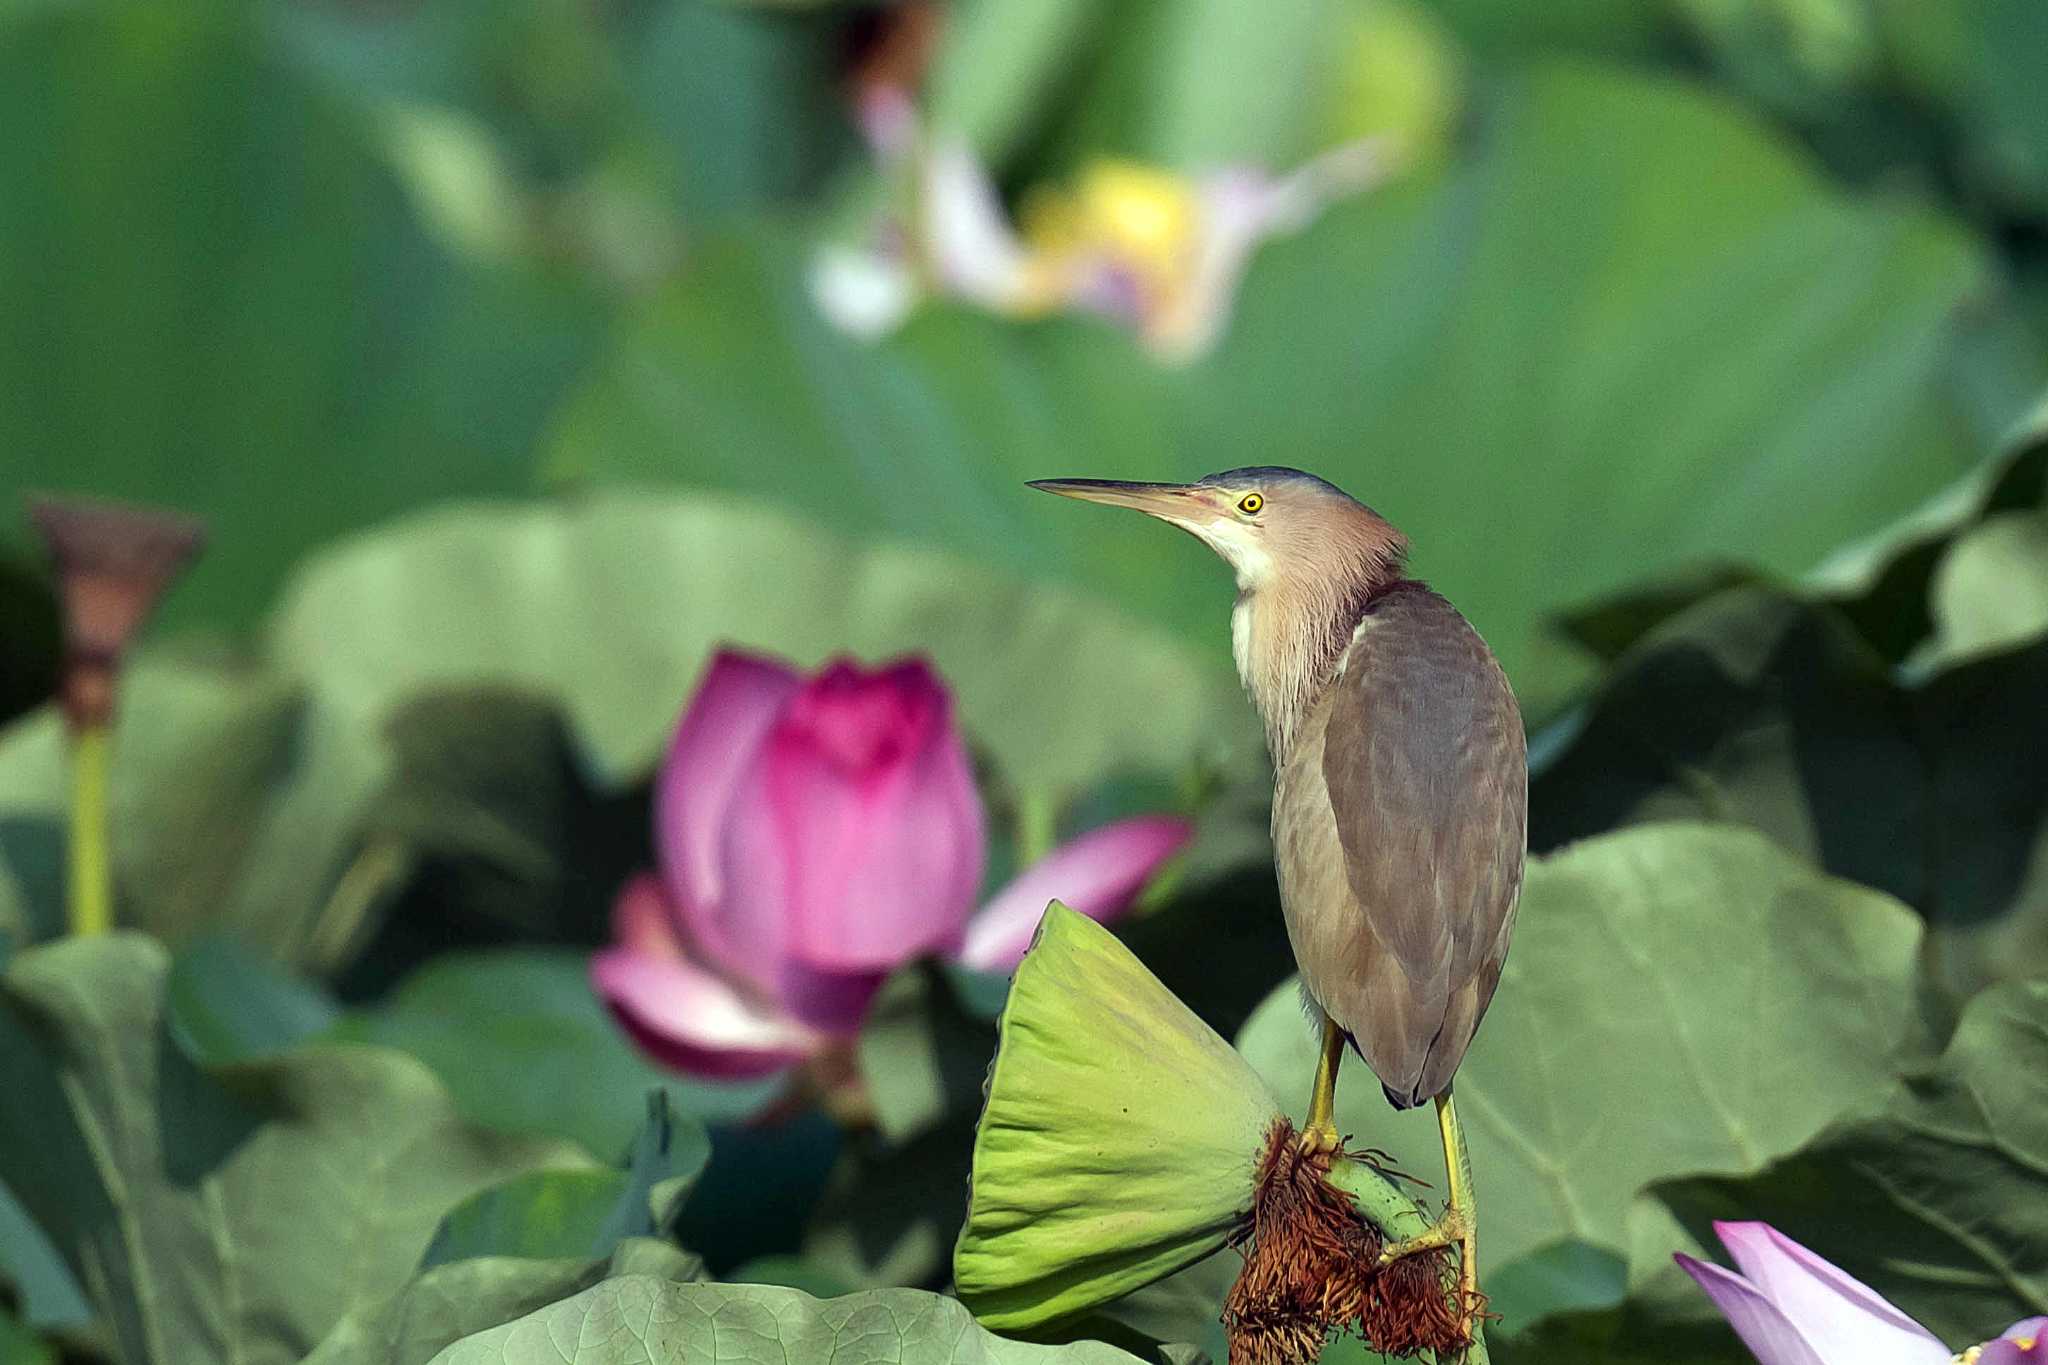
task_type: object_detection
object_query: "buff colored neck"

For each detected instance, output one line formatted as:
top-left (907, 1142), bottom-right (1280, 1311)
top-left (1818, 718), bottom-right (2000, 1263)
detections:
top-left (1231, 556), bottom-right (1403, 756)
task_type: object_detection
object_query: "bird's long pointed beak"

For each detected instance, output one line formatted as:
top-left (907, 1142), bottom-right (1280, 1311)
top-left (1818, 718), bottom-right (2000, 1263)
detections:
top-left (1027, 478), bottom-right (1208, 520)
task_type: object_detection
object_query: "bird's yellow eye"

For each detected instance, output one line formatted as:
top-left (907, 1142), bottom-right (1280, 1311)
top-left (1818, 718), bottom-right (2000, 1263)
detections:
top-left (1237, 493), bottom-right (1264, 515)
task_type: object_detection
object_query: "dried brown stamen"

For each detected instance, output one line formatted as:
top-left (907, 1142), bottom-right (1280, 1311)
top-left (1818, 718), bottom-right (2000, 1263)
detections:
top-left (1223, 1118), bottom-right (1474, 1364)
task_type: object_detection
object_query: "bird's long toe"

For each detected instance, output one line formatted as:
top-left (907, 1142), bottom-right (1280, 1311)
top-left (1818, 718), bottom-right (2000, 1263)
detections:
top-left (1294, 1121), bottom-right (1342, 1157)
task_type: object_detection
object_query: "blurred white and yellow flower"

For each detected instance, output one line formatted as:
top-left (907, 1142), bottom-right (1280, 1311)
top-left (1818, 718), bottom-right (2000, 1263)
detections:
top-left (811, 132), bottom-right (1397, 362)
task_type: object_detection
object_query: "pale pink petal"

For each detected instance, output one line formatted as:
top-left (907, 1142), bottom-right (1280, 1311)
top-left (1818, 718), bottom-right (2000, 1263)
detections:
top-left (611, 875), bottom-right (876, 1033)
top-left (776, 959), bottom-right (891, 1036)
top-left (612, 873), bottom-right (686, 962)
top-left (855, 84), bottom-right (918, 161)
top-left (591, 945), bottom-right (817, 1081)
top-left (718, 660), bottom-right (983, 1014)
top-left (1154, 138), bottom-right (1395, 360)
top-left (810, 244), bottom-right (916, 340)
top-left (956, 815), bottom-right (1194, 972)
top-left (1973, 1320), bottom-right (2048, 1365)
top-left (1713, 1223), bottom-right (1949, 1365)
top-left (655, 649), bottom-right (803, 983)
top-left (1676, 1255), bottom-right (1828, 1365)
top-left (923, 140), bottom-right (1032, 308)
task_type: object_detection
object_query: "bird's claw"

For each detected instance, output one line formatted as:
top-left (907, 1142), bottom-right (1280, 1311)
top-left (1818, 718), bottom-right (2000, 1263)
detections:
top-left (1376, 1210), bottom-right (1484, 1345)
top-left (1294, 1121), bottom-right (1342, 1157)
top-left (1373, 1209), bottom-right (1469, 1268)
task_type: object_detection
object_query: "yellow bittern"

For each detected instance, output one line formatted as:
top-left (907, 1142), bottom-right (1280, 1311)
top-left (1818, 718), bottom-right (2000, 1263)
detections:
top-left (1031, 468), bottom-right (1527, 1319)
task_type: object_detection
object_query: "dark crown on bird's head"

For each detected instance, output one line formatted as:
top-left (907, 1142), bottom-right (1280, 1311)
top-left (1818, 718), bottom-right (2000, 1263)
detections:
top-left (1195, 466), bottom-right (1350, 495)
top-left (1195, 466), bottom-right (1399, 533)
top-left (1196, 464), bottom-right (1384, 507)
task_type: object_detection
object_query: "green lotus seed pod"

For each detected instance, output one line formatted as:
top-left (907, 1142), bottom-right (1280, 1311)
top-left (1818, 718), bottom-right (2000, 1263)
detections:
top-left (954, 903), bottom-right (1287, 1331)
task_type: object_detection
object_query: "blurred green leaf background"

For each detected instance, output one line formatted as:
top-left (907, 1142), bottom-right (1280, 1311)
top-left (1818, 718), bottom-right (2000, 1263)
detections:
top-left (2, 0), bottom-right (2046, 1361)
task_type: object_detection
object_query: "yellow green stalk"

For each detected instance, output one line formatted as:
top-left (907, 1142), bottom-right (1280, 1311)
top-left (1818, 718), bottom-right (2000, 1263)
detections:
top-left (66, 724), bottom-right (113, 936)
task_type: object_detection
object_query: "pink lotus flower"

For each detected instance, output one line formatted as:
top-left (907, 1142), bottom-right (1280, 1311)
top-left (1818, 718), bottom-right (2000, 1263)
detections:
top-left (592, 649), bottom-right (1193, 1081)
top-left (1678, 1221), bottom-right (2046, 1364)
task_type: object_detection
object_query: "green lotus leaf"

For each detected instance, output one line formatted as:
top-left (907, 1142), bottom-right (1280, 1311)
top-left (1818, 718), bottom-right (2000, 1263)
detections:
top-left (548, 64), bottom-right (2044, 719)
top-left (1927, 509), bottom-right (2048, 663)
top-left (427, 1277), bottom-right (1185, 1365)
top-left (304, 1239), bottom-right (702, 1365)
top-left (1648, 979), bottom-right (2048, 1346)
top-left (268, 494), bottom-right (1250, 795)
top-left (0, 933), bottom-right (592, 1364)
top-left (1527, 582), bottom-right (2048, 1005)
top-left (0, 3), bottom-right (610, 633)
top-left (1238, 824), bottom-right (1925, 1288)
top-left (954, 903), bottom-right (1285, 1332)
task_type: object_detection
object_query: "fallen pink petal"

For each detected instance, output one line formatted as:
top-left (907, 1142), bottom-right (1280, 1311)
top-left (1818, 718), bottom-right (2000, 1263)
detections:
top-left (956, 814), bottom-right (1195, 972)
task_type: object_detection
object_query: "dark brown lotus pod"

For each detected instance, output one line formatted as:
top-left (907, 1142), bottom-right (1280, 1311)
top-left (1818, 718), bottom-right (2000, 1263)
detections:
top-left (26, 494), bottom-right (206, 728)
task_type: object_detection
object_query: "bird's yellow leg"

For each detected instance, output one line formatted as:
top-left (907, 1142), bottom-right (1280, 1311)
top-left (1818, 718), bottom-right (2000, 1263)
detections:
top-left (1297, 1015), bottom-right (1345, 1154)
top-left (1377, 1090), bottom-right (1480, 1327)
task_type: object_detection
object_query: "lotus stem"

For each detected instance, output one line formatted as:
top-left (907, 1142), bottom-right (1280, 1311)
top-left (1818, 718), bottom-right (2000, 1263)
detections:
top-left (1324, 1154), bottom-right (1491, 1365)
top-left (1015, 788), bottom-right (1058, 866)
top-left (67, 723), bottom-right (113, 936)
top-left (1322, 1154), bottom-right (1432, 1241)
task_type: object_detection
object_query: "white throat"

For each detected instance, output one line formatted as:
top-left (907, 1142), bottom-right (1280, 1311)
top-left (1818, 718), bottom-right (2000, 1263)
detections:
top-left (1188, 519), bottom-right (1273, 592)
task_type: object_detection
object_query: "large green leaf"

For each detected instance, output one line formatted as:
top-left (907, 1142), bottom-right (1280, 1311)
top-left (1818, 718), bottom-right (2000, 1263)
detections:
top-left (1009, 0), bottom-right (1418, 173)
top-left (1648, 979), bottom-right (2048, 1349)
top-left (163, 934), bottom-right (342, 1066)
top-left (0, 555), bottom-right (56, 732)
top-left (0, 658), bottom-right (389, 964)
top-left (1421, 0), bottom-right (2048, 228)
top-left (1926, 509), bottom-right (2048, 662)
top-left (267, 494), bottom-right (1251, 794)
top-left (303, 1239), bottom-right (701, 1365)
top-left (304, 1256), bottom-right (612, 1365)
top-left (0, 935), bottom-right (589, 1365)
top-left (0, 1305), bottom-right (53, 1365)
top-left (924, 0), bottom-right (1111, 165)
top-left (622, 0), bottom-right (858, 222)
top-left (351, 687), bottom-right (650, 958)
top-left (423, 1173), bottom-right (635, 1270)
top-left (1806, 394), bottom-right (2046, 662)
top-left (929, 0), bottom-right (1454, 175)
top-left (1925, 0), bottom-right (2048, 217)
top-left (801, 1118), bottom-right (979, 1295)
top-left (333, 949), bottom-right (774, 1157)
top-left (0, 4), bottom-right (605, 633)
top-left (1411, 0), bottom-right (1670, 61)
top-left (1480, 1241), bottom-right (1627, 1337)
top-left (0, 825), bottom-right (38, 960)
top-left (426, 1278), bottom-right (1183, 1364)
top-left (0, 1185), bottom-right (86, 1333)
top-left (547, 62), bottom-right (2036, 714)
top-left (1235, 823), bottom-right (1925, 1308)
top-left (0, 490), bottom-right (1241, 964)
top-left (1528, 584), bottom-right (2048, 1005)
top-left (277, 0), bottom-right (864, 217)
top-left (1530, 589), bottom-right (1918, 896)
top-left (0, 657), bottom-right (638, 972)
top-left (794, 968), bottom-right (996, 1291)
top-left (422, 1092), bottom-right (709, 1269)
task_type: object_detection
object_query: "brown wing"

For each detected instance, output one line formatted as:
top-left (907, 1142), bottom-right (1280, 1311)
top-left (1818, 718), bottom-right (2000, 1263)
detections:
top-left (1315, 582), bottom-right (1526, 1107)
